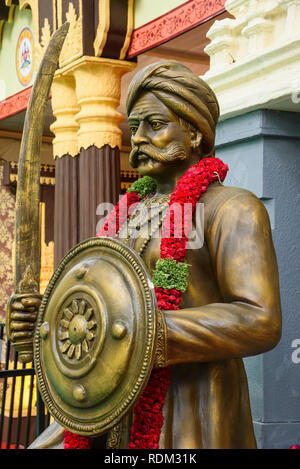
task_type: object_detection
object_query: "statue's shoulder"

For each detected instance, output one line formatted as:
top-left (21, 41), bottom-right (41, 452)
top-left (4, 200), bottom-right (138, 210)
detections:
top-left (201, 183), bottom-right (270, 230)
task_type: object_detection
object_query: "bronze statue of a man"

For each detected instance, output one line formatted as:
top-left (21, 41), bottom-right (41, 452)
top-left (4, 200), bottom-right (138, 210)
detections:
top-left (11, 61), bottom-right (282, 449)
top-left (117, 61), bottom-right (282, 449)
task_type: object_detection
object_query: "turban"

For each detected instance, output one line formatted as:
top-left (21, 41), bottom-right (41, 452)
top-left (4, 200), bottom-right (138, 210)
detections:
top-left (126, 61), bottom-right (220, 156)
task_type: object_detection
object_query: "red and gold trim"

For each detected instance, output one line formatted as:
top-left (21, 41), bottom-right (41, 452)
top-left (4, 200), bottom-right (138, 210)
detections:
top-left (0, 87), bottom-right (32, 120)
top-left (128, 0), bottom-right (226, 58)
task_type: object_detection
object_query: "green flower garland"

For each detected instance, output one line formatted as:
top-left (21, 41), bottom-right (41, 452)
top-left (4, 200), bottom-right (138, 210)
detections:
top-left (128, 176), bottom-right (189, 293)
top-left (128, 175), bottom-right (157, 199)
top-left (152, 258), bottom-right (189, 293)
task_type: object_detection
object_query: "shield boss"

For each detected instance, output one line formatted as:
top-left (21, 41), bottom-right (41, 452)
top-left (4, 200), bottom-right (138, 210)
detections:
top-left (34, 237), bottom-right (157, 436)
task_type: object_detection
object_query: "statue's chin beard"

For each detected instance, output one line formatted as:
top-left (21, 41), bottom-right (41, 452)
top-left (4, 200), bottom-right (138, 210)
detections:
top-left (129, 143), bottom-right (187, 169)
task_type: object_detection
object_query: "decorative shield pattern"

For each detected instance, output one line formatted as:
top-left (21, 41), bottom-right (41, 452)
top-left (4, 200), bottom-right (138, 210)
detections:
top-left (34, 237), bottom-right (157, 436)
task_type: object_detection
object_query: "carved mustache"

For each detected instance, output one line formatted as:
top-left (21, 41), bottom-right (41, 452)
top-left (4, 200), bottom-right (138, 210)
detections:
top-left (129, 143), bottom-right (187, 168)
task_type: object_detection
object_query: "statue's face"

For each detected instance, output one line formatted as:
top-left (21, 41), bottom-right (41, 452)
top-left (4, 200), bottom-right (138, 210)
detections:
top-left (128, 92), bottom-right (193, 177)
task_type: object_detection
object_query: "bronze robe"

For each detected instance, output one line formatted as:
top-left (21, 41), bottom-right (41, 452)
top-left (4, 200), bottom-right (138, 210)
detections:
top-left (129, 183), bottom-right (281, 449)
top-left (29, 183), bottom-right (281, 449)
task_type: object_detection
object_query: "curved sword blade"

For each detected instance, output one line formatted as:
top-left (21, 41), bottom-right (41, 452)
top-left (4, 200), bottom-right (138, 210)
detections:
top-left (15, 22), bottom-right (70, 293)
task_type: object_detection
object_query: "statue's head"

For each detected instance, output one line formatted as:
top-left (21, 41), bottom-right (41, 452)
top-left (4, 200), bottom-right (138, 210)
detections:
top-left (126, 61), bottom-right (219, 177)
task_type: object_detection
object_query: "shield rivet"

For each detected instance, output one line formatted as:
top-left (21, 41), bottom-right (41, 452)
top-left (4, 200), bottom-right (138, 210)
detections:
top-left (40, 322), bottom-right (49, 340)
top-left (111, 320), bottom-right (127, 340)
top-left (73, 384), bottom-right (87, 402)
top-left (75, 265), bottom-right (89, 279)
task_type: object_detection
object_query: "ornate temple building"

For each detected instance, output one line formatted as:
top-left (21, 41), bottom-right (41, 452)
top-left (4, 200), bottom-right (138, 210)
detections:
top-left (0, 0), bottom-right (299, 449)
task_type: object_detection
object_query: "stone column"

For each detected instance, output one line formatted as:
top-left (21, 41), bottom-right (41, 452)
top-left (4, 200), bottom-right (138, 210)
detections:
top-left (50, 74), bottom-right (80, 266)
top-left (21, 1), bottom-right (136, 266)
top-left (50, 57), bottom-right (136, 263)
top-left (72, 57), bottom-right (136, 242)
top-left (279, 0), bottom-right (300, 39)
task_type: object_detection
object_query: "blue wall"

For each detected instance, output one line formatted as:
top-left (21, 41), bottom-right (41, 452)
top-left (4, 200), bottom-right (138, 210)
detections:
top-left (215, 110), bottom-right (300, 449)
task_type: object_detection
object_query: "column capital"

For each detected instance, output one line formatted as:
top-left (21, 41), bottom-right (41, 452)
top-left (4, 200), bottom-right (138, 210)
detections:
top-left (55, 55), bottom-right (136, 78)
top-left (50, 56), bottom-right (136, 155)
top-left (72, 57), bottom-right (136, 151)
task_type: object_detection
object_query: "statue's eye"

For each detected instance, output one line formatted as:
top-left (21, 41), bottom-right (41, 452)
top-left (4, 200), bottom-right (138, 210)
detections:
top-left (151, 121), bottom-right (163, 130)
top-left (129, 125), bottom-right (138, 134)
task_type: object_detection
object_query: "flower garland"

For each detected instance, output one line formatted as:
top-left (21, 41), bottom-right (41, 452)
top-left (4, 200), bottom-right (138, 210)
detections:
top-left (64, 430), bottom-right (93, 449)
top-left (63, 157), bottom-right (228, 449)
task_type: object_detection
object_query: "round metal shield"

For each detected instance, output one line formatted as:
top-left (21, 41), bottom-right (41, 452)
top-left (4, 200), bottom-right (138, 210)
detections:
top-left (34, 237), bottom-right (157, 436)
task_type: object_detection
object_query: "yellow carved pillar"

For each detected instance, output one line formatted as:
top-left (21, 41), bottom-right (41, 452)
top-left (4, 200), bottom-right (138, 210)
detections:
top-left (71, 57), bottom-right (134, 151)
top-left (71, 57), bottom-right (136, 242)
top-left (50, 74), bottom-right (80, 159)
top-left (50, 56), bottom-right (136, 258)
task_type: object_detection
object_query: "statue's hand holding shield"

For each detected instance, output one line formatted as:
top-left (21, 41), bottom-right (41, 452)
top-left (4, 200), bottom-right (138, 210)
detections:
top-left (34, 237), bottom-right (158, 438)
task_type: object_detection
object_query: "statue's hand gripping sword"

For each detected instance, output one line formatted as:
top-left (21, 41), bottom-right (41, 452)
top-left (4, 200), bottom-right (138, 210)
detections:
top-left (6, 23), bottom-right (70, 363)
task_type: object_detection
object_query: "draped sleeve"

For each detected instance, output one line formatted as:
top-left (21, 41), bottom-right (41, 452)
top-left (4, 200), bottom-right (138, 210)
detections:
top-left (164, 188), bottom-right (282, 365)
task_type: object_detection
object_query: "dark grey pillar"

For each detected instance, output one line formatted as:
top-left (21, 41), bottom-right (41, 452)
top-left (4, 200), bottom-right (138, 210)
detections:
top-left (215, 109), bottom-right (300, 449)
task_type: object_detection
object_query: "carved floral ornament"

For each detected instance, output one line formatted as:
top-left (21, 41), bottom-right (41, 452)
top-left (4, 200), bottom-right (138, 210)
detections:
top-left (128, 0), bottom-right (226, 57)
top-left (205, 0), bottom-right (300, 73)
top-left (18, 0), bottom-right (134, 71)
top-left (203, 0), bottom-right (300, 118)
top-left (58, 299), bottom-right (97, 361)
top-left (18, 0), bottom-right (83, 70)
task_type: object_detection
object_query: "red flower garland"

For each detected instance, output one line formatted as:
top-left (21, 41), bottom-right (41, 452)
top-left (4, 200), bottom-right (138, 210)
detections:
top-left (100, 191), bottom-right (141, 238)
top-left (128, 367), bottom-right (171, 449)
top-left (63, 157), bottom-right (228, 449)
top-left (127, 157), bottom-right (228, 449)
top-left (64, 430), bottom-right (93, 449)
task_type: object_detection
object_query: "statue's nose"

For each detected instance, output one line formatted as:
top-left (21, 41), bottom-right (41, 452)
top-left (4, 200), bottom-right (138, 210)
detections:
top-left (132, 122), bottom-right (149, 146)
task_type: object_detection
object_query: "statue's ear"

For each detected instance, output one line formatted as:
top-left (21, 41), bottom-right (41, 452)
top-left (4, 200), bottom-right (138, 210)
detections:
top-left (191, 130), bottom-right (202, 151)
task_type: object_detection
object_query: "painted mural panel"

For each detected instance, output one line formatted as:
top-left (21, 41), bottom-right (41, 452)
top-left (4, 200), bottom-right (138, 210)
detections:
top-left (0, 5), bottom-right (34, 100)
top-left (0, 163), bottom-right (15, 323)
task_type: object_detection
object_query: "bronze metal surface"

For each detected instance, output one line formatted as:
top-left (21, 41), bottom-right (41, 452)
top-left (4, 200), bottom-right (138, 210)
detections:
top-left (34, 237), bottom-right (157, 436)
top-left (26, 60), bottom-right (282, 449)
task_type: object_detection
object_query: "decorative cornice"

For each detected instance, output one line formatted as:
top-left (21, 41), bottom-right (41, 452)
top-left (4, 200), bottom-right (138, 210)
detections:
top-left (3, 160), bottom-right (55, 187)
top-left (9, 173), bottom-right (55, 185)
top-left (0, 87), bottom-right (32, 120)
top-left (204, 0), bottom-right (300, 119)
top-left (0, 129), bottom-right (52, 143)
top-left (127, 0), bottom-right (226, 57)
